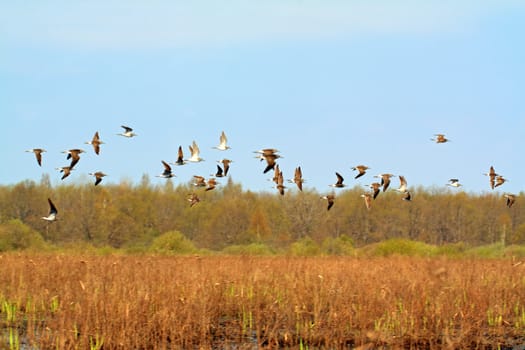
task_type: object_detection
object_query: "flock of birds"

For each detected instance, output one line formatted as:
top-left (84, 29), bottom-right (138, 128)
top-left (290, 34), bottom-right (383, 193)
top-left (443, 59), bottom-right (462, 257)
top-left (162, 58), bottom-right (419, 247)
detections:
top-left (27, 129), bottom-right (516, 222)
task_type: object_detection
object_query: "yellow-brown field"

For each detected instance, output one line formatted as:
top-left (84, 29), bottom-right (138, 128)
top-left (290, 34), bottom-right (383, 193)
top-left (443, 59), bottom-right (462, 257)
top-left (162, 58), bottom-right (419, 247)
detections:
top-left (1, 255), bottom-right (524, 349)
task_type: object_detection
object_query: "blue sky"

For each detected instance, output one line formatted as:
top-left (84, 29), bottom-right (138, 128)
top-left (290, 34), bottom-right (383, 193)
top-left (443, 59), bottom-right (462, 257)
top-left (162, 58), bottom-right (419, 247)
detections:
top-left (1, 1), bottom-right (524, 195)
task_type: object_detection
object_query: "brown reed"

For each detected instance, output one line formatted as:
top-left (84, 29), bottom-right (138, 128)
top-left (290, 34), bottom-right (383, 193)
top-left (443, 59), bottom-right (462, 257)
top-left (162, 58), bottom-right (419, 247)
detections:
top-left (0, 254), bottom-right (524, 349)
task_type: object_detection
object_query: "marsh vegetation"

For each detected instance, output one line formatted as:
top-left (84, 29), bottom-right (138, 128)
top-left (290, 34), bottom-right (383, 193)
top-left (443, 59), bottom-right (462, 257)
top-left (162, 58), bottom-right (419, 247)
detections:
top-left (1, 255), bottom-right (525, 349)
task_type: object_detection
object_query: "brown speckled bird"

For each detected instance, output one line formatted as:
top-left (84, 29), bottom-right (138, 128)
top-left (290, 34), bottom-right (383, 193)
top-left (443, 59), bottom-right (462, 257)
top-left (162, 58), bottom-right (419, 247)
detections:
top-left (321, 193), bottom-right (335, 211)
top-left (352, 165), bottom-right (369, 179)
top-left (329, 172), bottom-right (346, 188)
top-left (85, 131), bottom-right (104, 155)
top-left (89, 171), bottom-right (107, 186)
top-left (361, 193), bottom-right (372, 210)
top-left (431, 134), bottom-right (450, 143)
top-left (504, 194), bottom-right (516, 208)
top-left (26, 148), bottom-right (46, 166)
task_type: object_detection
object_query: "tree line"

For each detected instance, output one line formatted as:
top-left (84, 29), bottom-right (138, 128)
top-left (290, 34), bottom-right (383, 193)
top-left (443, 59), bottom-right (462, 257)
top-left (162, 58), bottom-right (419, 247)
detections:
top-left (0, 174), bottom-right (523, 252)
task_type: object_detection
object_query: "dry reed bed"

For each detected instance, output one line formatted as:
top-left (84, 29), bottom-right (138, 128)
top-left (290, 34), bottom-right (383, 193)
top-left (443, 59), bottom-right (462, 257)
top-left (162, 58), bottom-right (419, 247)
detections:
top-left (0, 255), bottom-right (524, 349)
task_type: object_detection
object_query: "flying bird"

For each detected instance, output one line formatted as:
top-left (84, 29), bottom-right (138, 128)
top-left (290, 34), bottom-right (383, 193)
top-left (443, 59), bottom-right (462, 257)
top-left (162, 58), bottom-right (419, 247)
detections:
top-left (187, 141), bottom-right (204, 162)
top-left (402, 191), bottom-right (412, 201)
top-left (495, 176), bottom-right (507, 188)
top-left (367, 182), bottom-right (382, 199)
top-left (484, 166), bottom-right (498, 190)
top-left (395, 175), bottom-right (408, 193)
top-left (25, 148), bottom-right (46, 166)
top-left (374, 173), bottom-right (395, 192)
top-left (156, 161), bottom-right (175, 178)
top-left (254, 149), bottom-right (281, 173)
top-left (263, 154), bottom-right (278, 174)
top-left (218, 159), bottom-right (232, 176)
top-left (62, 149), bottom-right (85, 168)
top-left (206, 178), bottom-right (218, 191)
top-left (172, 146), bottom-right (187, 166)
top-left (276, 170), bottom-right (286, 196)
top-left (56, 166), bottom-right (74, 180)
top-left (271, 164), bottom-right (281, 185)
top-left (431, 134), bottom-right (450, 143)
top-left (42, 198), bottom-right (58, 221)
top-left (117, 125), bottom-right (137, 138)
top-left (193, 175), bottom-right (206, 187)
top-left (361, 193), bottom-right (372, 210)
top-left (504, 193), bottom-right (516, 208)
top-left (214, 164), bottom-right (225, 178)
top-left (352, 165), bottom-right (370, 179)
top-left (187, 193), bottom-right (200, 207)
top-left (213, 131), bottom-right (231, 151)
top-left (262, 153), bottom-right (280, 174)
top-left (447, 179), bottom-right (462, 188)
top-left (330, 172), bottom-right (346, 188)
top-left (85, 131), bottom-right (104, 155)
top-left (254, 150), bottom-right (282, 173)
top-left (288, 166), bottom-right (304, 191)
top-left (89, 171), bottom-right (107, 186)
top-left (321, 194), bottom-right (335, 211)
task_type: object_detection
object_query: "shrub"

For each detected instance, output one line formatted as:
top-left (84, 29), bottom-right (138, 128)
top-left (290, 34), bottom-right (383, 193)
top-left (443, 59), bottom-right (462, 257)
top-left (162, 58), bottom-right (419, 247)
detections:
top-left (289, 236), bottom-right (320, 256)
top-left (503, 244), bottom-right (525, 259)
top-left (465, 243), bottom-right (505, 258)
top-left (434, 242), bottom-right (467, 257)
top-left (0, 219), bottom-right (47, 251)
top-left (359, 238), bottom-right (435, 257)
top-left (321, 235), bottom-right (354, 256)
top-left (149, 230), bottom-right (197, 255)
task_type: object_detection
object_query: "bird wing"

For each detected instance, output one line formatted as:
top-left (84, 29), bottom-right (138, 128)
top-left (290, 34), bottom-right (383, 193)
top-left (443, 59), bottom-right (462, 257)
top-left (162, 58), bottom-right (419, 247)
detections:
top-left (48, 198), bottom-right (58, 215)
top-left (363, 195), bottom-right (371, 209)
top-left (398, 176), bottom-right (407, 191)
top-left (277, 171), bottom-right (284, 186)
top-left (335, 172), bottom-right (344, 184)
top-left (295, 166), bottom-right (302, 179)
top-left (162, 160), bottom-right (172, 172)
top-left (216, 164), bottom-right (224, 176)
top-left (382, 176), bottom-right (391, 191)
top-left (174, 146), bottom-right (185, 164)
top-left (35, 151), bottom-right (43, 166)
top-left (220, 131), bottom-right (227, 146)
top-left (192, 141), bottom-right (200, 154)
top-left (70, 157), bottom-right (79, 169)
top-left (264, 163), bottom-right (276, 174)
top-left (354, 168), bottom-right (366, 179)
top-left (206, 178), bottom-right (217, 191)
top-left (223, 160), bottom-right (230, 176)
top-left (264, 157), bottom-right (276, 174)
